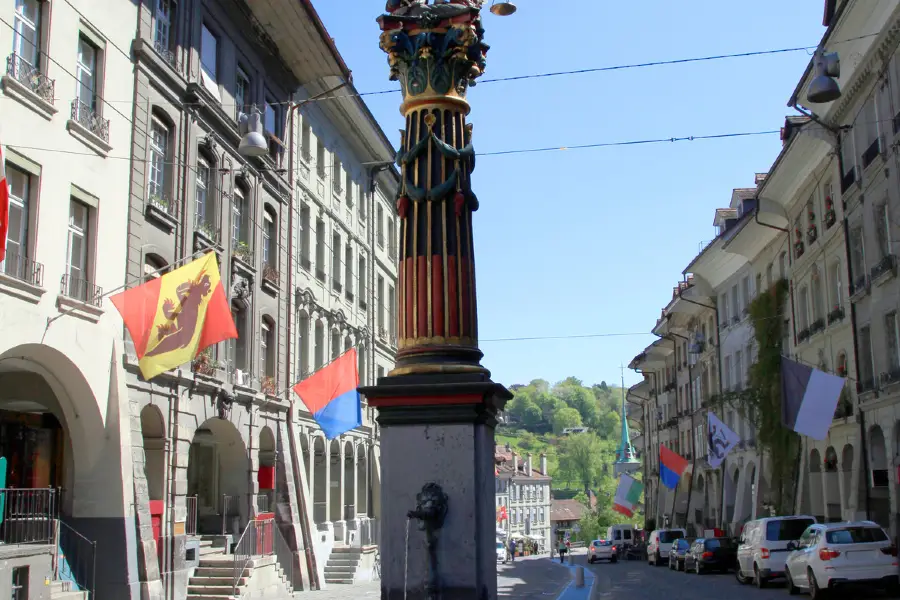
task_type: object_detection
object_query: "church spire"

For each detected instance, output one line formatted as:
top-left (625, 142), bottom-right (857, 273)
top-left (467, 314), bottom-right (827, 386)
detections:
top-left (615, 364), bottom-right (641, 476)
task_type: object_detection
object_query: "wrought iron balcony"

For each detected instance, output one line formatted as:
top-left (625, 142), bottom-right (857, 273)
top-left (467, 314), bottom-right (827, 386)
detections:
top-left (70, 99), bottom-right (109, 142)
top-left (809, 318), bottom-right (826, 336)
top-left (797, 328), bottom-right (811, 344)
top-left (153, 39), bottom-right (178, 69)
top-left (870, 254), bottom-right (896, 282)
top-left (5, 54), bottom-right (54, 104)
top-left (856, 377), bottom-right (876, 395)
top-left (827, 306), bottom-right (845, 325)
top-left (60, 274), bottom-right (102, 307)
top-left (1, 252), bottom-right (44, 287)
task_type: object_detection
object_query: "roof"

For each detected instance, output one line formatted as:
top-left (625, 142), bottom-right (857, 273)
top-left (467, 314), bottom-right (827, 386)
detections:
top-left (494, 450), bottom-right (550, 480)
top-left (550, 499), bottom-right (586, 522)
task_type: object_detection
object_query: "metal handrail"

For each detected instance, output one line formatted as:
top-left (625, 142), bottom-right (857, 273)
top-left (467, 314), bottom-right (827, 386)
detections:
top-left (272, 521), bottom-right (295, 592)
top-left (232, 519), bottom-right (272, 593)
top-left (54, 519), bottom-right (97, 600)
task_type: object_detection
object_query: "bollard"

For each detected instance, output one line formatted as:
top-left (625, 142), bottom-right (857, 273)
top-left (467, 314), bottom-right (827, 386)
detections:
top-left (575, 566), bottom-right (585, 588)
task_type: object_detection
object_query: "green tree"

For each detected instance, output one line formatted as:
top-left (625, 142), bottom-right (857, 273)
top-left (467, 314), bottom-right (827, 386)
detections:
top-left (522, 405), bottom-right (543, 428)
top-left (551, 406), bottom-right (583, 434)
top-left (594, 410), bottom-right (620, 439)
top-left (557, 433), bottom-right (600, 493)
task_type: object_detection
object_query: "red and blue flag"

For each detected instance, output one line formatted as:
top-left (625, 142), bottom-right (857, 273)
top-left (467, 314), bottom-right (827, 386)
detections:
top-left (293, 348), bottom-right (362, 440)
top-left (659, 444), bottom-right (689, 490)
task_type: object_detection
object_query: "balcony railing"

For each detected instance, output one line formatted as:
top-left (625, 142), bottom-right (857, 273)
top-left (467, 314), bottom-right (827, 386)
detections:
top-left (147, 192), bottom-right (177, 219)
top-left (809, 318), bottom-right (826, 336)
top-left (70, 100), bottom-right (110, 143)
top-left (870, 254), bottom-right (896, 282)
top-left (827, 306), bottom-right (845, 325)
top-left (60, 274), bottom-right (103, 307)
top-left (185, 495), bottom-right (198, 536)
top-left (797, 328), bottom-right (811, 344)
top-left (153, 39), bottom-right (178, 69)
top-left (1, 252), bottom-right (44, 287)
top-left (0, 488), bottom-right (57, 545)
top-left (6, 53), bottom-right (54, 104)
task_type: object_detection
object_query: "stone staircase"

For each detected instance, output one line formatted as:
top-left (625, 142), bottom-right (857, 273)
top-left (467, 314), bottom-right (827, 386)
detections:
top-left (186, 553), bottom-right (251, 600)
top-left (49, 580), bottom-right (88, 600)
top-left (323, 546), bottom-right (363, 585)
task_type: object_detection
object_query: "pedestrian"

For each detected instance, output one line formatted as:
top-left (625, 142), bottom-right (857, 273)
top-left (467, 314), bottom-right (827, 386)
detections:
top-left (558, 539), bottom-right (568, 564)
top-left (508, 539), bottom-right (517, 562)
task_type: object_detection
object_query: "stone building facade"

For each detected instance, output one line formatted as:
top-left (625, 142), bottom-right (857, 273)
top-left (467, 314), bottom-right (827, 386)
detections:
top-left (494, 446), bottom-right (552, 552)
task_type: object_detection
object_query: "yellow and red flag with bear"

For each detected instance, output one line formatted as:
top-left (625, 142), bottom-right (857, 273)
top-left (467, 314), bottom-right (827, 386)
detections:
top-left (111, 252), bottom-right (237, 380)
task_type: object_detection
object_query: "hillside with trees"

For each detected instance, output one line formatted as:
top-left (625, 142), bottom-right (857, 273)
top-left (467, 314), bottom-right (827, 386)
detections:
top-left (498, 377), bottom-right (644, 538)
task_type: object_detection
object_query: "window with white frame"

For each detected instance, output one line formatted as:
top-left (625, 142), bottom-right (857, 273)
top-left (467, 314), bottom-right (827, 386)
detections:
top-left (849, 224), bottom-right (865, 283)
top-left (811, 266), bottom-right (824, 322)
top-left (148, 118), bottom-right (169, 201)
top-left (735, 350), bottom-right (743, 390)
top-left (798, 285), bottom-right (810, 331)
top-left (263, 208), bottom-right (275, 268)
top-left (195, 156), bottom-right (212, 233)
top-left (886, 312), bottom-right (900, 372)
top-left (344, 243), bottom-right (353, 298)
top-left (345, 171), bottom-right (353, 204)
top-left (261, 318), bottom-right (275, 378)
top-left (357, 183), bottom-right (366, 220)
top-left (301, 122), bottom-right (312, 160)
top-left (76, 35), bottom-right (99, 112)
top-left (730, 285), bottom-right (739, 321)
top-left (200, 23), bottom-right (217, 82)
top-left (828, 260), bottom-right (842, 312)
top-left (333, 156), bottom-right (342, 194)
top-left (316, 143), bottom-right (326, 179)
top-left (13, 0), bottom-right (41, 67)
top-left (331, 231), bottom-right (341, 291)
top-left (376, 204), bottom-right (384, 247)
top-left (315, 219), bottom-right (325, 280)
top-left (153, 0), bottom-right (175, 56)
top-left (2, 164), bottom-right (31, 278)
top-left (741, 276), bottom-right (750, 313)
top-left (719, 293), bottom-right (728, 325)
top-left (388, 284), bottom-right (396, 339)
top-left (859, 325), bottom-right (874, 386)
top-left (299, 204), bottom-right (311, 269)
top-left (874, 201), bottom-right (890, 260)
top-left (65, 199), bottom-right (90, 297)
top-left (358, 254), bottom-right (367, 301)
top-left (723, 355), bottom-right (732, 391)
top-left (234, 67), bottom-right (250, 120)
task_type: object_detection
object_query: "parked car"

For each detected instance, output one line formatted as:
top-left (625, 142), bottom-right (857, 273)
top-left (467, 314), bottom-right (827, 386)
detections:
top-left (668, 538), bottom-right (692, 571)
top-left (684, 537), bottom-right (737, 574)
top-left (589, 539), bottom-right (618, 563)
top-left (607, 525), bottom-right (636, 550)
top-left (735, 515), bottom-right (817, 588)
top-left (496, 541), bottom-right (507, 563)
top-left (784, 521), bottom-right (899, 598)
top-left (647, 528), bottom-right (687, 566)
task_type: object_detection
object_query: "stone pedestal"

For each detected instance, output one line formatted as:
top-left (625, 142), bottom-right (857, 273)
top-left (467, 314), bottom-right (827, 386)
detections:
top-left (362, 373), bottom-right (510, 599)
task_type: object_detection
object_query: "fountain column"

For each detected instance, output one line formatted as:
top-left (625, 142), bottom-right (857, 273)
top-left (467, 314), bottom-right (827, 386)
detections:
top-left (360, 2), bottom-right (511, 598)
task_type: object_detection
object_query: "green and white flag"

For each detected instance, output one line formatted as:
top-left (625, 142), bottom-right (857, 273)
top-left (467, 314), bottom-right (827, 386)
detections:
top-left (613, 473), bottom-right (643, 517)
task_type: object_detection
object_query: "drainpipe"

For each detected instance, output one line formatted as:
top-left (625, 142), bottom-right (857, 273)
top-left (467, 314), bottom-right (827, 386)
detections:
top-left (678, 282), bottom-right (725, 529)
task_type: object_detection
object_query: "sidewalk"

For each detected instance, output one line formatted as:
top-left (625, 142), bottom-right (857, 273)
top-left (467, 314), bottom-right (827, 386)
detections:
top-left (308, 552), bottom-right (577, 599)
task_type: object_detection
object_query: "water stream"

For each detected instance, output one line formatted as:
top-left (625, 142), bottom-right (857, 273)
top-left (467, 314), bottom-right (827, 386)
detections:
top-left (404, 517), bottom-right (411, 600)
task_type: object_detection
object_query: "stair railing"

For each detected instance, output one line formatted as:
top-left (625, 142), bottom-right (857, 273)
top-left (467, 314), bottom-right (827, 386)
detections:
top-left (54, 519), bottom-right (97, 600)
top-left (232, 519), bottom-right (272, 593)
top-left (272, 522), bottom-right (295, 592)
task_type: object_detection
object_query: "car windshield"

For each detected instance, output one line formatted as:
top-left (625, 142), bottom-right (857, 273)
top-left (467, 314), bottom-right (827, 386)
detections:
top-left (766, 519), bottom-right (815, 541)
top-left (705, 538), bottom-right (734, 550)
top-left (596, 540), bottom-right (612, 547)
top-left (674, 539), bottom-right (689, 550)
top-left (659, 531), bottom-right (684, 544)
top-left (826, 527), bottom-right (888, 544)
top-left (496, 542), bottom-right (504, 549)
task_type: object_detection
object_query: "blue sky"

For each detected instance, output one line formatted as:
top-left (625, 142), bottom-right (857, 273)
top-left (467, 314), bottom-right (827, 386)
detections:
top-left (314, 0), bottom-right (829, 389)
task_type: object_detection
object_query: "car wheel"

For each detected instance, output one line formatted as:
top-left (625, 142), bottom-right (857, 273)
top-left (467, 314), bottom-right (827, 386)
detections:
top-left (611, 556), bottom-right (617, 564)
top-left (808, 569), bottom-right (826, 599)
top-left (735, 564), bottom-right (749, 585)
top-left (754, 564), bottom-right (767, 589)
top-left (695, 561), bottom-right (702, 575)
top-left (785, 569), bottom-right (799, 595)
top-left (655, 552), bottom-right (663, 566)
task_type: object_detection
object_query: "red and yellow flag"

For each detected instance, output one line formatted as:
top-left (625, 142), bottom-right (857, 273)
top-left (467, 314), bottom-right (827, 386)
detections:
top-left (111, 252), bottom-right (237, 380)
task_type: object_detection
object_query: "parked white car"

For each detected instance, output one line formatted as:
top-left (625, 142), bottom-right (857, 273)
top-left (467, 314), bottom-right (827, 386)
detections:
top-left (647, 528), bottom-right (686, 566)
top-left (784, 521), bottom-right (899, 598)
top-left (589, 539), bottom-right (617, 563)
top-left (735, 515), bottom-right (817, 587)
top-left (496, 541), bottom-right (507, 563)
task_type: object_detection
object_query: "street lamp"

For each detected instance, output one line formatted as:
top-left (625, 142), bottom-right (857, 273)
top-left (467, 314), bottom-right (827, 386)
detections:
top-left (489, 1), bottom-right (517, 16)
top-left (807, 47), bottom-right (841, 104)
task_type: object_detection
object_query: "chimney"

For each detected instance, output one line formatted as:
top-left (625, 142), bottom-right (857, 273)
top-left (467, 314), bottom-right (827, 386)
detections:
top-left (512, 452), bottom-right (519, 474)
top-left (540, 453), bottom-right (548, 476)
top-left (505, 442), bottom-right (511, 452)
top-left (526, 453), bottom-right (533, 477)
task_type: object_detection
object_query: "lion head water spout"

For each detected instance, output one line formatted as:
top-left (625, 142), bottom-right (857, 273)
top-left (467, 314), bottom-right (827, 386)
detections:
top-left (407, 483), bottom-right (448, 599)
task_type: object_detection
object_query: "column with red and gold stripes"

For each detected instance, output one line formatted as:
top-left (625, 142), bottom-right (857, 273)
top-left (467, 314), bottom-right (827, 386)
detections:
top-left (378, 4), bottom-right (490, 376)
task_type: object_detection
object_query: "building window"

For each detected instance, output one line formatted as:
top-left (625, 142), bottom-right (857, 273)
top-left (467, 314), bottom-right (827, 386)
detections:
top-left (234, 67), bottom-right (250, 120)
top-left (345, 171), bottom-right (353, 205)
top-left (766, 263), bottom-right (773, 288)
top-left (65, 199), bottom-right (91, 300)
top-left (299, 204), bottom-right (311, 270)
top-left (333, 156), bottom-right (342, 194)
top-left (297, 313), bottom-right (309, 378)
top-left (741, 276), bottom-right (750, 312)
top-left (828, 260), bottom-right (842, 311)
top-left (11, 565), bottom-right (29, 600)
top-left (377, 204), bottom-right (384, 248)
top-left (314, 320), bottom-right (324, 370)
top-left (387, 218), bottom-right (396, 258)
top-left (231, 302), bottom-right (247, 372)
top-left (200, 23), bottom-right (217, 82)
top-left (723, 355), bottom-right (731, 391)
top-left (859, 325), bottom-right (874, 386)
top-left (301, 122), bottom-right (312, 161)
top-left (315, 219), bottom-right (325, 281)
top-left (232, 184), bottom-right (250, 255)
top-left (316, 143), bottom-right (326, 179)
top-left (2, 164), bottom-right (31, 280)
top-left (730, 285), bottom-right (739, 322)
top-left (358, 254), bottom-right (367, 299)
top-left (755, 273), bottom-right (762, 297)
top-left (798, 286), bottom-right (810, 331)
top-left (388, 284), bottom-right (396, 339)
top-left (195, 156), bottom-right (215, 237)
top-left (358, 183), bottom-right (366, 220)
top-left (377, 275), bottom-right (385, 332)
top-left (331, 231), bottom-right (341, 292)
top-left (153, 0), bottom-right (175, 58)
top-left (735, 350), bottom-right (743, 390)
top-left (811, 266), bottom-right (824, 322)
top-left (358, 344), bottom-right (367, 384)
top-left (849, 225), bottom-right (865, 282)
top-left (778, 252), bottom-right (787, 280)
top-left (264, 95), bottom-right (282, 159)
top-left (13, 0), bottom-right (41, 67)
top-left (875, 202), bottom-right (890, 260)
top-left (719, 293), bottom-right (728, 325)
top-left (344, 243), bottom-right (353, 300)
top-left (148, 118), bottom-right (170, 202)
top-left (330, 330), bottom-right (340, 361)
top-left (144, 254), bottom-right (167, 283)
top-left (263, 207), bottom-right (275, 268)
top-left (76, 35), bottom-right (99, 112)
top-left (261, 318), bottom-right (275, 378)
top-left (887, 312), bottom-right (900, 373)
